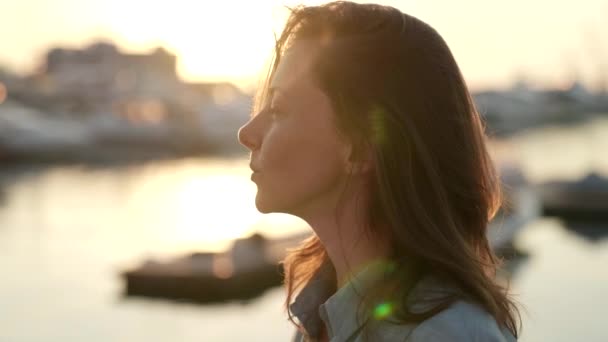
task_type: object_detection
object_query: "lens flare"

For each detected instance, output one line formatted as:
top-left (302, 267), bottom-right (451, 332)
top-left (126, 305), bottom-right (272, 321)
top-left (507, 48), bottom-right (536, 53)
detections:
top-left (373, 301), bottom-right (394, 320)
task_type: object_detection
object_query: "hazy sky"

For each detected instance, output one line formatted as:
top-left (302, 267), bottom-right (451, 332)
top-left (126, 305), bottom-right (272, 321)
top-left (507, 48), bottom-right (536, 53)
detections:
top-left (1, 0), bottom-right (606, 91)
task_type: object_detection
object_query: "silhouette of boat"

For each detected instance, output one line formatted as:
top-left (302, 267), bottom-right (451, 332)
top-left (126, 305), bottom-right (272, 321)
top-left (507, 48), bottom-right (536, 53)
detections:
top-left (538, 172), bottom-right (608, 221)
top-left (121, 233), bottom-right (307, 303)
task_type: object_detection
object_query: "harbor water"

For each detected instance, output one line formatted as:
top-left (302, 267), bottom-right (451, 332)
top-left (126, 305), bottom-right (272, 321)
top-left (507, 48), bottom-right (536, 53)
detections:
top-left (0, 117), bottom-right (607, 341)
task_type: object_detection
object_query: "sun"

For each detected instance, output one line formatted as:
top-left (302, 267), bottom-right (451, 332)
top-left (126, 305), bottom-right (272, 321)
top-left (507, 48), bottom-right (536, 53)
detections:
top-left (104, 0), bottom-right (300, 87)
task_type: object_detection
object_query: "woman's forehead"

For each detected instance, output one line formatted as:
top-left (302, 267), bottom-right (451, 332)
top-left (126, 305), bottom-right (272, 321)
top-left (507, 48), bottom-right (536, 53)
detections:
top-left (270, 41), bottom-right (319, 96)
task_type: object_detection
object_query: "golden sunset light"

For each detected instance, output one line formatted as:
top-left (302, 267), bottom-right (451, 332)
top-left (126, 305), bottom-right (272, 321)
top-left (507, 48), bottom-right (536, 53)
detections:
top-left (101, 1), bottom-right (286, 88)
top-left (1, 0), bottom-right (607, 91)
top-left (1, 1), bottom-right (608, 341)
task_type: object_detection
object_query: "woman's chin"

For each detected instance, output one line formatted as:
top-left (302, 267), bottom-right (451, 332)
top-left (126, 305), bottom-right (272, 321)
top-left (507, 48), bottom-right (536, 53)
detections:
top-left (254, 196), bottom-right (276, 214)
top-left (254, 195), bottom-right (293, 215)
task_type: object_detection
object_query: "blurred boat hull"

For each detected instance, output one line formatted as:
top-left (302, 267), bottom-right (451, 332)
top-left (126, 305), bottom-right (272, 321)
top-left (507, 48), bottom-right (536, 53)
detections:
top-left (123, 260), bottom-right (282, 303)
top-left (538, 173), bottom-right (608, 221)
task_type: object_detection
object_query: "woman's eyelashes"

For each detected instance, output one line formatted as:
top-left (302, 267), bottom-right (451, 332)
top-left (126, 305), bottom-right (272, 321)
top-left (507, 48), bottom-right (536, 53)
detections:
top-left (269, 105), bottom-right (286, 119)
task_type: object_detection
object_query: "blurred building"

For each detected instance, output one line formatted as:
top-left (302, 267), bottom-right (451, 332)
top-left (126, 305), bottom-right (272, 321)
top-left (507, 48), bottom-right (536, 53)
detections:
top-left (0, 41), bottom-right (252, 161)
top-left (29, 41), bottom-right (185, 121)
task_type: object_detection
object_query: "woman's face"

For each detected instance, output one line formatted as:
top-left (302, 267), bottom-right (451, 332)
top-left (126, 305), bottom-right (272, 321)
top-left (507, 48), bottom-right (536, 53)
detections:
top-left (238, 41), bottom-right (352, 217)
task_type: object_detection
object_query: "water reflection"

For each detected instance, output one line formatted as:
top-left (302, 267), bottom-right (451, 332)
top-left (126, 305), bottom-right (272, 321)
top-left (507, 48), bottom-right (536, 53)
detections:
top-left (0, 157), bottom-right (304, 342)
top-left (1, 118), bottom-right (608, 341)
top-left (512, 218), bottom-right (608, 342)
top-left (0, 158), bottom-right (307, 257)
top-left (495, 117), bottom-right (608, 183)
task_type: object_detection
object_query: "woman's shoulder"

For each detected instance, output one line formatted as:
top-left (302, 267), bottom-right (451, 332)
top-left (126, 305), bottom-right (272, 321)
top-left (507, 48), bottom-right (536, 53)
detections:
top-left (366, 299), bottom-right (516, 342)
top-left (405, 300), bottom-right (517, 342)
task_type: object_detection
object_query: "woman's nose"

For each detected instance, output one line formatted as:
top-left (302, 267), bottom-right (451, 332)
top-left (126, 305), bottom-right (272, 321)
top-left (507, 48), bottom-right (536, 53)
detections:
top-left (238, 119), bottom-right (259, 151)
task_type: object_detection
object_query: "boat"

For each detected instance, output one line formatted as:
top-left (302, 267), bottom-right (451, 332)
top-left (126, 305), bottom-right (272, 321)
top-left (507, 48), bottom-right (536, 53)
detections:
top-left (538, 172), bottom-right (608, 221)
top-left (121, 233), bottom-right (307, 303)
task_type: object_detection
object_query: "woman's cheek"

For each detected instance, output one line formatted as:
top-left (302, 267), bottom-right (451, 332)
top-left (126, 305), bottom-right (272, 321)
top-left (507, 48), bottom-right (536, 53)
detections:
top-left (260, 123), bottom-right (293, 170)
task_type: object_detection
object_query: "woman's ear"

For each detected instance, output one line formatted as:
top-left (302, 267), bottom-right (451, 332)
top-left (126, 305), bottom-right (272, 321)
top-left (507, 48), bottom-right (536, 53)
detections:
top-left (345, 143), bottom-right (374, 175)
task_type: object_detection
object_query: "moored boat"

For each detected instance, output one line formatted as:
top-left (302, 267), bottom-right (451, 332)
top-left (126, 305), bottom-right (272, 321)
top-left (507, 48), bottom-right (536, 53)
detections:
top-left (538, 172), bottom-right (608, 221)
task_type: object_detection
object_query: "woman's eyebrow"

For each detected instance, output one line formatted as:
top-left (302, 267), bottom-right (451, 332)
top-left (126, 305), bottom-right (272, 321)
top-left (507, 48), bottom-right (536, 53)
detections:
top-left (250, 85), bottom-right (293, 118)
top-left (249, 88), bottom-right (283, 118)
top-left (268, 87), bottom-right (293, 107)
top-left (269, 86), bottom-right (286, 100)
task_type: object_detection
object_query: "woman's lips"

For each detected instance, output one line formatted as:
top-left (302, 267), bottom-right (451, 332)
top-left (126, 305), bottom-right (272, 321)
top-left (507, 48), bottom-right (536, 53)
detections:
top-left (249, 163), bottom-right (261, 173)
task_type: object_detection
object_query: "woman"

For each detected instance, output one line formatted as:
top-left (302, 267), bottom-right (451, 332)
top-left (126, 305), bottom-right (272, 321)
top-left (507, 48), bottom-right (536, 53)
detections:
top-left (238, 1), bottom-right (520, 341)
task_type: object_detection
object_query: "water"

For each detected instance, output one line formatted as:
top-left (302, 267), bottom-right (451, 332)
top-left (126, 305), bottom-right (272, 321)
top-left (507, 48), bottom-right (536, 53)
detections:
top-left (0, 158), bottom-right (305, 342)
top-left (512, 219), bottom-right (608, 341)
top-left (1, 117), bottom-right (607, 341)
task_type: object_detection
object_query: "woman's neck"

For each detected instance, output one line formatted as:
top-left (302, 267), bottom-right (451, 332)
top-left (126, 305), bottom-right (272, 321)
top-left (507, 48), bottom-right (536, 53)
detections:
top-left (302, 198), bottom-right (391, 289)
top-left (291, 171), bottom-right (392, 289)
top-left (325, 228), bottom-right (391, 289)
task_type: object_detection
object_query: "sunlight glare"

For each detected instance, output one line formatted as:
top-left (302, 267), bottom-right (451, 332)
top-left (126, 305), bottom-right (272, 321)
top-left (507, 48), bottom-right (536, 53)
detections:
top-left (104, 0), bottom-right (291, 85)
top-left (171, 174), bottom-right (259, 246)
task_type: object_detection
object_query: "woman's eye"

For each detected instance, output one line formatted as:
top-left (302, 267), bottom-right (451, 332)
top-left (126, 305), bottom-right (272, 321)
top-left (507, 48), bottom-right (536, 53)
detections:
top-left (270, 108), bottom-right (284, 119)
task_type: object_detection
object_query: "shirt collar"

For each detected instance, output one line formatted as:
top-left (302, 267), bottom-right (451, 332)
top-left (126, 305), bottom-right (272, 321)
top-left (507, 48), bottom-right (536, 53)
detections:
top-left (289, 258), bottom-right (395, 340)
top-left (290, 259), bottom-right (461, 340)
top-left (289, 260), bottom-right (335, 338)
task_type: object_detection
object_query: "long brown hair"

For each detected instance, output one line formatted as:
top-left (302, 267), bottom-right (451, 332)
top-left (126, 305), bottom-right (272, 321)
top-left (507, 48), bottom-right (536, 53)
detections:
top-left (256, 1), bottom-right (520, 338)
